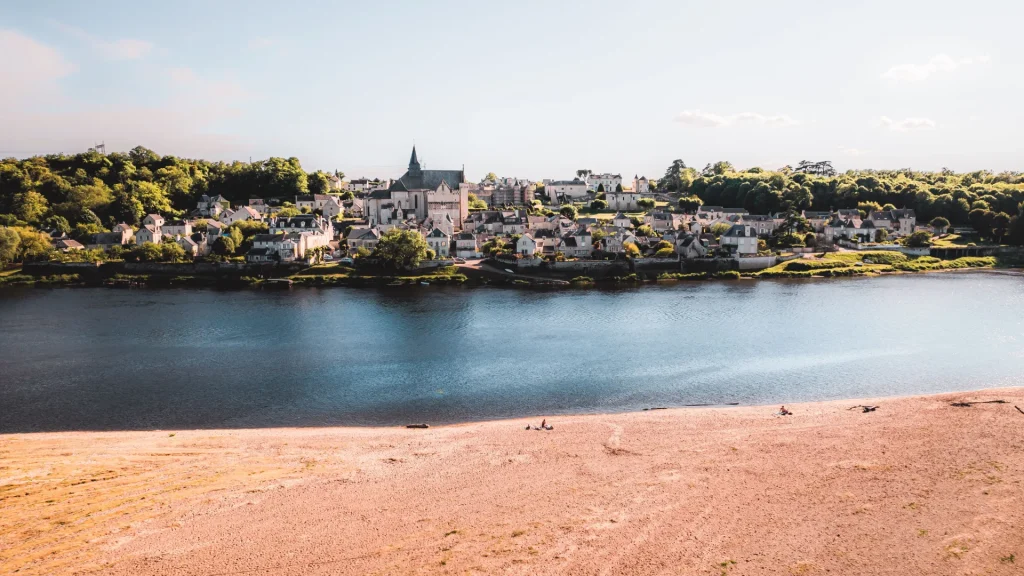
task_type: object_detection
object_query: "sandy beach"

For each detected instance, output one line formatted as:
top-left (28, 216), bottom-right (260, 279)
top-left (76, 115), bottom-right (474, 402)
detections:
top-left (2, 388), bottom-right (1022, 576)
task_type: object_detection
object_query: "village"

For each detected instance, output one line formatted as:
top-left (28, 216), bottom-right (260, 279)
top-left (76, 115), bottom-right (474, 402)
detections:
top-left (33, 147), bottom-right (953, 280)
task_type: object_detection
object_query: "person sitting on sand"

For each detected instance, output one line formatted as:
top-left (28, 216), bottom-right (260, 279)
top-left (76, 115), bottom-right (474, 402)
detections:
top-left (779, 405), bottom-right (792, 416)
top-left (541, 419), bottom-right (546, 429)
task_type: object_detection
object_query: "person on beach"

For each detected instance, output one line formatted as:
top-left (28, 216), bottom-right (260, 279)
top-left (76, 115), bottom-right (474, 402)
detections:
top-left (779, 406), bottom-right (792, 416)
top-left (541, 419), bottom-right (546, 429)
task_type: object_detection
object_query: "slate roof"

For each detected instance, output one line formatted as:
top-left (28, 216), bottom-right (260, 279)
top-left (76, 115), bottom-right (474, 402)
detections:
top-left (722, 224), bottom-right (755, 238)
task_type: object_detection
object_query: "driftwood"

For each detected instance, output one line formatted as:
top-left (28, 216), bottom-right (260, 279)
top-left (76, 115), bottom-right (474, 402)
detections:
top-left (950, 400), bottom-right (1008, 407)
top-left (1015, 405), bottom-right (1024, 415)
top-left (848, 405), bottom-right (879, 413)
top-left (643, 407), bottom-right (668, 411)
top-left (405, 423), bottom-right (429, 429)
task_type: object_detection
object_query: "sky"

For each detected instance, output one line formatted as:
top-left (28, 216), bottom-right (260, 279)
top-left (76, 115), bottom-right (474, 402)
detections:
top-left (1, 0), bottom-right (1021, 181)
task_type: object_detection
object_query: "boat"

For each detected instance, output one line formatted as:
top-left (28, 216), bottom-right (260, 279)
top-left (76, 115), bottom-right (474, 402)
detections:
top-left (387, 280), bottom-right (403, 286)
top-left (420, 281), bottom-right (430, 286)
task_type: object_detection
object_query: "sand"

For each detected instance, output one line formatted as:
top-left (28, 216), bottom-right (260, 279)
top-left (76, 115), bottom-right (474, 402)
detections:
top-left (2, 388), bottom-right (1022, 576)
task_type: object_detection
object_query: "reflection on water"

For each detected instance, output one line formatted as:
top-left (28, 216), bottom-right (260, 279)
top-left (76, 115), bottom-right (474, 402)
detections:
top-left (1, 273), bottom-right (1022, 432)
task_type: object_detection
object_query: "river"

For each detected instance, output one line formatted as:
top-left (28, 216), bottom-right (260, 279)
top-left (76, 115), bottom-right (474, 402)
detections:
top-left (1, 273), bottom-right (1022, 432)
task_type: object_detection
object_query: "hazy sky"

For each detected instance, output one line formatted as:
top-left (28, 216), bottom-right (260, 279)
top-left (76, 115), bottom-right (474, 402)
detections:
top-left (1, 0), bottom-right (1020, 180)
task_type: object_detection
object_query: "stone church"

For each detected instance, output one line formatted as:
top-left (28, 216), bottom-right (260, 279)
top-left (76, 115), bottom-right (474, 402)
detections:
top-left (365, 147), bottom-right (469, 230)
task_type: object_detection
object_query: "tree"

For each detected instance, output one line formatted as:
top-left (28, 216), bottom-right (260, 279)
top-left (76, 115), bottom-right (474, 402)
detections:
top-left (905, 230), bottom-right (933, 247)
top-left (484, 172), bottom-right (498, 182)
top-left (590, 199), bottom-right (608, 210)
top-left (615, 183), bottom-right (623, 192)
top-left (308, 171), bottom-right (331, 195)
top-left (661, 159), bottom-right (687, 192)
top-left (13, 227), bottom-right (52, 261)
top-left (929, 216), bottom-right (950, 233)
top-left (711, 161), bottom-right (734, 175)
top-left (678, 196), bottom-right (702, 212)
top-left (597, 183), bottom-right (605, 193)
top-left (128, 146), bottom-right (159, 167)
top-left (0, 227), bottom-right (20, 264)
top-left (804, 232), bottom-right (818, 247)
top-left (13, 190), bottom-right (48, 224)
top-left (636, 224), bottom-right (655, 237)
top-left (992, 212), bottom-right (1012, 244)
top-left (213, 236), bottom-right (236, 255)
top-left (623, 242), bottom-right (640, 258)
top-left (127, 242), bottom-right (163, 262)
top-left (875, 229), bottom-right (888, 243)
top-left (467, 193), bottom-right (487, 210)
top-left (275, 207), bottom-right (301, 218)
top-left (710, 222), bottom-right (733, 237)
top-left (160, 242), bottom-right (187, 262)
top-left (372, 228), bottom-right (429, 270)
top-left (576, 169), bottom-right (591, 180)
top-left (857, 201), bottom-right (883, 217)
top-left (43, 215), bottom-right (71, 235)
top-left (560, 205), bottom-right (578, 220)
top-left (637, 198), bottom-right (655, 210)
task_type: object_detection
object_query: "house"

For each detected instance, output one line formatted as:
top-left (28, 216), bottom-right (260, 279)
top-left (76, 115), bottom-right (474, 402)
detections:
top-left (142, 214), bottom-right (165, 229)
top-left (346, 226), bottom-right (381, 253)
top-left (196, 195), bottom-right (229, 218)
top-left (135, 224), bottom-right (162, 245)
top-left (866, 209), bottom-right (916, 237)
top-left (424, 228), bottom-right (451, 258)
top-left (633, 175), bottom-right (650, 195)
top-left (586, 173), bottom-right (622, 193)
top-left (802, 211), bottom-right (832, 232)
top-left (543, 178), bottom-right (588, 202)
top-left (221, 206), bottom-right (262, 225)
top-left (455, 232), bottom-right (482, 258)
top-left (190, 232), bottom-right (211, 256)
top-left (423, 213), bottom-right (455, 237)
top-left (606, 191), bottom-right (641, 211)
top-left (175, 235), bottom-right (199, 257)
top-left (697, 206), bottom-right (725, 220)
top-left (720, 224), bottom-right (758, 255)
top-left (645, 212), bottom-right (683, 232)
top-left (556, 227), bottom-right (593, 258)
top-left (53, 238), bottom-right (84, 252)
top-left (675, 234), bottom-right (708, 259)
top-left (88, 223), bottom-right (133, 250)
top-left (481, 178), bottom-right (535, 206)
top-left (327, 174), bottom-right (344, 191)
top-left (612, 212), bottom-right (633, 229)
top-left (267, 215), bottom-right (333, 256)
top-left (295, 194), bottom-right (337, 212)
top-left (516, 232), bottom-right (540, 256)
top-left (740, 214), bottom-right (777, 236)
top-left (321, 196), bottom-right (343, 220)
top-left (245, 247), bottom-right (276, 263)
top-left (162, 220), bottom-right (192, 237)
top-left (344, 197), bottom-right (365, 218)
top-left (206, 220), bottom-right (226, 238)
top-left (365, 147), bottom-right (468, 228)
top-left (251, 233), bottom-right (299, 261)
top-left (501, 211), bottom-right (528, 235)
top-left (248, 198), bottom-right (270, 215)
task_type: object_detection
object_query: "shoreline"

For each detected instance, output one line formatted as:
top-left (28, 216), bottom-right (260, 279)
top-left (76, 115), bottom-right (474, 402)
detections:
top-left (4, 385), bottom-right (1021, 436)
top-left (3, 386), bottom-right (1022, 575)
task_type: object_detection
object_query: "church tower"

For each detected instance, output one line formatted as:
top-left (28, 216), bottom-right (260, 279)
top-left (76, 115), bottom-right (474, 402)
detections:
top-left (408, 146), bottom-right (422, 176)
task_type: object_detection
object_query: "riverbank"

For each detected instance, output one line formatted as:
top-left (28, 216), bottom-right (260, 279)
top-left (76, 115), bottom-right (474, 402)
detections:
top-left (3, 388), bottom-right (1022, 575)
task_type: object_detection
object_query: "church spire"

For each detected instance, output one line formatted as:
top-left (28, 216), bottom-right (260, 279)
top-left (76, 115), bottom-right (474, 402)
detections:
top-left (409, 146), bottom-right (421, 172)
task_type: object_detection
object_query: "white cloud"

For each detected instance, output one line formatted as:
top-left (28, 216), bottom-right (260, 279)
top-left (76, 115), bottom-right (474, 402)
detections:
top-left (879, 116), bottom-right (937, 132)
top-left (50, 21), bottom-right (152, 60)
top-left (881, 54), bottom-right (990, 82)
top-left (675, 110), bottom-right (798, 128)
top-left (0, 29), bottom-right (75, 108)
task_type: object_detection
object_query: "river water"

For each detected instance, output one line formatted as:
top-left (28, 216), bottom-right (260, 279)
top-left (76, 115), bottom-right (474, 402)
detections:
top-left (1, 273), bottom-right (1022, 432)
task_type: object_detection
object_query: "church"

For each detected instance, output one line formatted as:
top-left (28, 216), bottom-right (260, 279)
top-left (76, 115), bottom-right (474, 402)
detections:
top-left (365, 147), bottom-right (469, 230)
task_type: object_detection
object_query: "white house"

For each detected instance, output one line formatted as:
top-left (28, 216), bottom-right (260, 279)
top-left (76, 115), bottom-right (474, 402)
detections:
top-left (251, 233), bottom-right (299, 261)
top-left (633, 175), bottom-right (650, 195)
top-left (455, 231), bottom-right (482, 258)
top-left (543, 178), bottom-right (588, 202)
top-left (321, 196), bottom-right (344, 220)
top-left (424, 228), bottom-right (451, 258)
top-left (720, 224), bottom-right (758, 255)
top-left (162, 220), bottom-right (192, 238)
top-left (196, 195), bottom-right (229, 218)
top-left (866, 209), bottom-right (916, 237)
top-left (516, 232), bottom-right (540, 256)
top-left (611, 212), bottom-right (633, 229)
top-left (346, 226), bottom-right (381, 253)
top-left (175, 235), bottom-right (199, 257)
top-left (675, 234), bottom-right (708, 259)
top-left (267, 215), bottom-right (333, 255)
top-left (740, 214), bottom-right (777, 236)
top-left (142, 214), bottom-right (165, 229)
top-left (556, 228), bottom-right (593, 258)
top-left (221, 206), bottom-right (262, 225)
top-left (295, 194), bottom-right (339, 212)
top-left (587, 173), bottom-right (622, 193)
top-left (135, 224), bottom-right (162, 245)
top-left (606, 191), bottom-right (640, 211)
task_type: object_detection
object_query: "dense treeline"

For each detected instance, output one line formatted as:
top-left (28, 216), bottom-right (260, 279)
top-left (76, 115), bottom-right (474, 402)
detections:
top-left (660, 160), bottom-right (1024, 244)
top-left (0, 146), bottom-right (342, 231)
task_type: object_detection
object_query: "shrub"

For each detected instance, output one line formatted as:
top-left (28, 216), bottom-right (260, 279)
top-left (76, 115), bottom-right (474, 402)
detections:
top-left (785, 260), bottom-right (849, 271)
top-left (714, 270), bottom-right (741, 280)
top-left (570, 276), bottom-right (594, 284)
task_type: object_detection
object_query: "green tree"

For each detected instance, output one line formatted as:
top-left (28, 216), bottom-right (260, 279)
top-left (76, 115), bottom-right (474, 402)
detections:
top-left (711, 161), bottom-right (734, 175)
top-left (637, 198), bottom-right (655, 210)
top-left (661, 159), bottom-right (688, 192)
top-left (0, 227), bottom-right (20, 264)
top-left (13, 190), bottom-right (49, 224)
top-left (636, 224), bottom-right (655, 237)
top-left (905, 230), bottom-right (933, 247)
top-left (275, 207), bottom-right (301, 218)
top-left (467, 193), bottom-right (487, 210)
top-left (160, 242), bottom-right (187, 262)
top-left (875, 229), bottom-right (888, 243)
top-left (484, 172), bottom-right (498, 182)
top-left (678, 196), bottom-right (702, 212)
top-left (43, 215), bottom-right (71, 235)
top-left (213, 236), bottom-right (236, 255)
top-left (560, 205), bottom-right (578, 220)
top-left (992, 212), bottom-right (1012, 244)
top-left (590, 199), bottom-right (608, 210)
top-left (130, 181), bottom-right (174, 215)
top-left (710, 222), bottom-right (733, 237)
top-left (308, 171), bottom-right (331, 195)
top-left (13, 227), bottom-right (54, 261)
top-left (597, 183), bottom-right (605, 193)
top-left (623, 242), bottom-right (640, 258)
top-left (372, 228), bottom-right (429, 270)
top-left (929, 216), bottom-right (950, 233)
